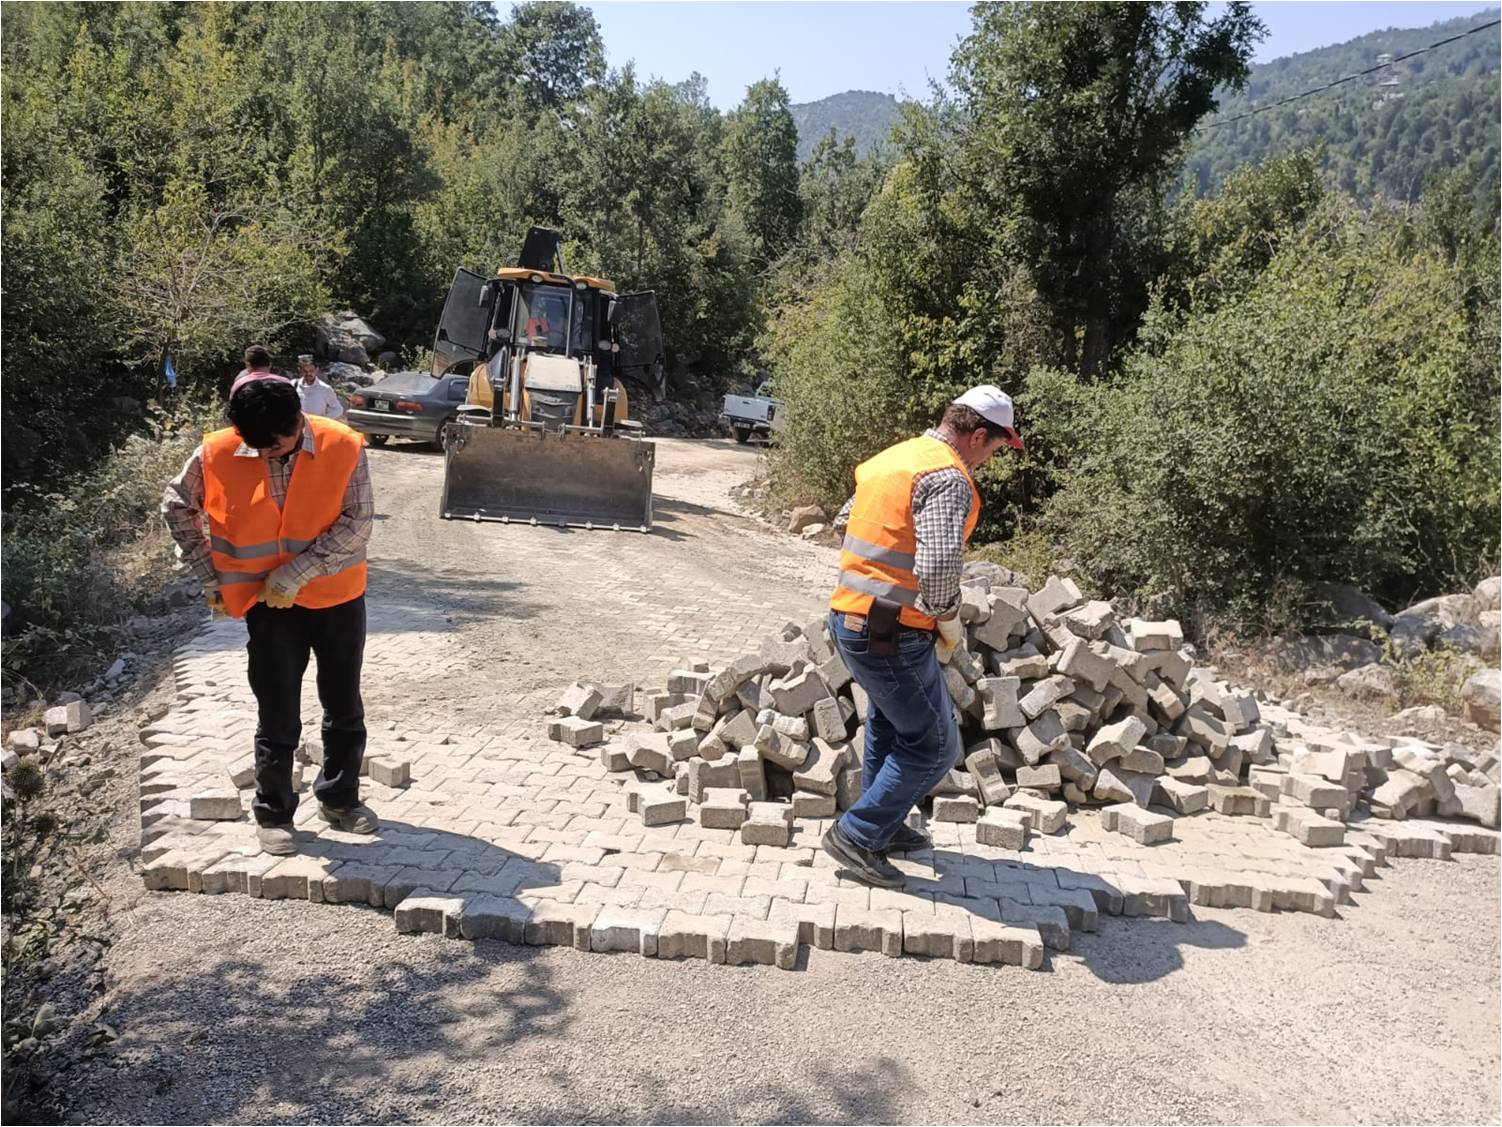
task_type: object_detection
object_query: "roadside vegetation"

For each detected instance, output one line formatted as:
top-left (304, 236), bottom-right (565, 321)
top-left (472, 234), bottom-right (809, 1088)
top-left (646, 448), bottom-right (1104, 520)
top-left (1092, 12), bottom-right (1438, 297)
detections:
top-left (2, 1), bottom-right (1497, 688)
top-left (762, 6), bottom-right (1500, 636)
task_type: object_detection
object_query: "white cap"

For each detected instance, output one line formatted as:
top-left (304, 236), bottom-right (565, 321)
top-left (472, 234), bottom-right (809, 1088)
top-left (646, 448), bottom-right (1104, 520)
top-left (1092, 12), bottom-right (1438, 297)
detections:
top-left (953, 385), bottom-right (1023, 449)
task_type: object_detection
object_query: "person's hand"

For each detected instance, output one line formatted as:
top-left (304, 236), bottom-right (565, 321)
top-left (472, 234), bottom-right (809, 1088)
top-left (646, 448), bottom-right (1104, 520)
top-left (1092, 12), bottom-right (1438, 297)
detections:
top-left (256, 567), bottom-right (300, 609)
top-left (935, 616), bottom-right (963, 663)
top-left (205, 590), bottom-right (229, 618)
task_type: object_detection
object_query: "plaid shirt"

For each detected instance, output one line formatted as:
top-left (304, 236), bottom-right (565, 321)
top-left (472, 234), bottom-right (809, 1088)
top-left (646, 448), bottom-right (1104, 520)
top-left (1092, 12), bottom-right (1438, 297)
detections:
top-left (162, 422), bottom-right (374, 593)
top-left (835, 429), bottom-right (975, 618)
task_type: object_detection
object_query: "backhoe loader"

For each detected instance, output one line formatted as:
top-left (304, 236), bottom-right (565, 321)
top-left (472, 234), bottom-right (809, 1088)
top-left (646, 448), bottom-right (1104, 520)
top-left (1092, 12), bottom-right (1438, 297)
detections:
top-left (432, 228), bottom-right (665, 531)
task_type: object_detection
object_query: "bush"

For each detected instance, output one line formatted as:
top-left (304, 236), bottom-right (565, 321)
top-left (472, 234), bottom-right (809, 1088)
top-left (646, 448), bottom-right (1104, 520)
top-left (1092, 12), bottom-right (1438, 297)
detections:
top-left (1, 399), bottom-right (222, 688)
top-left (1039, 192), bottom-right (1500, 633)
top-left (762, 255), bottom-right (920, 513)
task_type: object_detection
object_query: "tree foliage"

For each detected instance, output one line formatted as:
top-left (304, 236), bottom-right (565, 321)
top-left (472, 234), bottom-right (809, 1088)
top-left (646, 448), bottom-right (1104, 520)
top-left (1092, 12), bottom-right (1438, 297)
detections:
top-left (1039, 176), bottom-right (1499, 629)
top-left (3, 0), bottom-right (1496, 664)
top-left (1184, 10), bottom-right (1501, 209)
top-left (764, 1), bottom-right (1499, 632)
top-left (496, 0), bottom-right (606, 113)
top-left (941, 1), bottom-right (1265, 373)
top-left (723, 77), bottom-right (803, 262)
top-left (0, 0), bottom-right (778, 495)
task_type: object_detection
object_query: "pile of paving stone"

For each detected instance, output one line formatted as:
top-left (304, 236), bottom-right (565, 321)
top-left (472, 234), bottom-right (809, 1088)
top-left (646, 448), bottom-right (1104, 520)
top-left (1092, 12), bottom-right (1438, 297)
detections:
top-left (548, 565), bottom-right (1501, 851)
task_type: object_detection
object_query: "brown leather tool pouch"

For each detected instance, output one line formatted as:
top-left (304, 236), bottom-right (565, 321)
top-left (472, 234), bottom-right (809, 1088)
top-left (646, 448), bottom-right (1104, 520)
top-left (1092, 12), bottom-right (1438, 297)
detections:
top-left (867, 598), bottom-right (901, 655)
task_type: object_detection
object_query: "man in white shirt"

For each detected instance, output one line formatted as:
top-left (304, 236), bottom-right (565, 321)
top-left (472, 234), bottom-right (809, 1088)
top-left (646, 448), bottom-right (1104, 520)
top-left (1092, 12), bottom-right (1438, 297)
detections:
top-left (295, 354), bottom-right (345, 419)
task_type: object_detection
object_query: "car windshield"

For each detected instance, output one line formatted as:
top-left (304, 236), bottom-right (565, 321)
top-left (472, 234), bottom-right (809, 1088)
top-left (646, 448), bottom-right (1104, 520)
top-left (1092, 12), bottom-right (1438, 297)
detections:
top-left (372, 372), bottom-right (438, 396)
top-left (515, 283), bottom-right (573, 354)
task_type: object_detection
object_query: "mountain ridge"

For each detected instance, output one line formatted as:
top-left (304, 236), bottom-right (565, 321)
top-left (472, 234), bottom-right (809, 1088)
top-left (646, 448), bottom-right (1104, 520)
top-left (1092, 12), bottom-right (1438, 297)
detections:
top-left (790, 9), bottom-right (1501, 199)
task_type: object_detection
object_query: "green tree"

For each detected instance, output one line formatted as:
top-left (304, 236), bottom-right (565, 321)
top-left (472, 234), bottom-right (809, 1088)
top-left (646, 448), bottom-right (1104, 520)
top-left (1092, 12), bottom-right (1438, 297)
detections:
top-left (257, 3), bottom-right (440, 341)
top-left (1160, 149), bottom-right (1327, 313)
top-left (560, 68), bottom-right (759, 391)
top-left (943, 1), bottom-right (1264, 372)
top-left (1038, 182), bottom-right (1500, 629)
top-left (497, 1), bottom-right (605, 113)
top-left (0, 23), bottom-right (121, 487)
top-left (115, 184), bottom-right (328, 381)
top-left (797, 128), bottom-right (886, 258)
top-left (723, 77), bottom-right (803, 261)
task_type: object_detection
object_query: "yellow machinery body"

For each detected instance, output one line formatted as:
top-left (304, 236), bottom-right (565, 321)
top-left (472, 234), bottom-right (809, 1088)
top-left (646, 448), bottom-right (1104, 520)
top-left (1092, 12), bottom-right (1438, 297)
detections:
top-left (433, 234), bottom-right (663, 532)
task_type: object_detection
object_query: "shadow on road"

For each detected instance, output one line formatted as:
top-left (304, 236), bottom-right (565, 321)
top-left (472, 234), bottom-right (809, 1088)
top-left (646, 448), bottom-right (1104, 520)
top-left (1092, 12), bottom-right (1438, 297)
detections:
top-left (78, 859), bottom-right (914, 1122)
top-left (1070, 916), bottom-right (1247, 984)
top-left (366, 561), bottom-right (545, 627)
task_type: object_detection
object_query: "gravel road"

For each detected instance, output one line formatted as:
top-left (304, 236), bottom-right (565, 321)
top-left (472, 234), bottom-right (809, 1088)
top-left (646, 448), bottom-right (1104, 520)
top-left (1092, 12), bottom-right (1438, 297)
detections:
top-left (40, 438), bottom-right (1502, 1124)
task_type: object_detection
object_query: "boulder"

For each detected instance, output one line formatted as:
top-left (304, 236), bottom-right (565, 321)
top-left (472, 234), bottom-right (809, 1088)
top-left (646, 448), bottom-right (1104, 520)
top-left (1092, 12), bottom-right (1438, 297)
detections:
top-left (316, 312), bottom-right (386, 367)
top-left (1389, 594), bottom-right (1478, 658)
top-left (1438, 612), bottom-right (1500, 660)
top-left (1461, 668), bottom-right (1500, 732)
top-left (1334, 663), bottom-right (1397, 702)
top-left (1268, 634), bottom-right (1381, 673)
top-left (1474, 576), bottom-right (1501, 612)
top-left (1389, 704), bottom-right (1449, 731)
top-left (1310, 582), bottom-right (1393, 634)
top-left (327, 361), bottom-right (372, 387)
top-left (787, 505), bottom-right (827, 535)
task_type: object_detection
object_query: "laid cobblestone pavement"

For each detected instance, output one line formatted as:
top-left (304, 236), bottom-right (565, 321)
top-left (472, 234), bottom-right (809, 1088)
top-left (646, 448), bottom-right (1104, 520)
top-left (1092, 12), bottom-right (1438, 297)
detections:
top-left (135, 439), bottom-right (1500, 970)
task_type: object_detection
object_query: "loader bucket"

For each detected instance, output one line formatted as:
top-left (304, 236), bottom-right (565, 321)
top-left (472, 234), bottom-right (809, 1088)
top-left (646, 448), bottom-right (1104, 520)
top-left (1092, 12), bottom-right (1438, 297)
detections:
top-left (440, 423), bottom-right (655, 531)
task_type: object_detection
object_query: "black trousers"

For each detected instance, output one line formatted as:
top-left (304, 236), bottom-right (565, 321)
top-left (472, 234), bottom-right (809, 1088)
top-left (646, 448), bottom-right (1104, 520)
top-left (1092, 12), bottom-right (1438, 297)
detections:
top-left (245, 595), bottom-right (367, 826)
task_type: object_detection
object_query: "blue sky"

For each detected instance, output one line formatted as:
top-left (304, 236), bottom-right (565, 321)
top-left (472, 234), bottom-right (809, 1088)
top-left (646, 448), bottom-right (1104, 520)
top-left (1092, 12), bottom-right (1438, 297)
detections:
top-left (570, 1), bottom-right (1498, 108)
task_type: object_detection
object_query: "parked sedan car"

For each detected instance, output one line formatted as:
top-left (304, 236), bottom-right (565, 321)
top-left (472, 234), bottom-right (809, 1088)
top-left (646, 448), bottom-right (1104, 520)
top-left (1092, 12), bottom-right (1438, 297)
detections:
top-left (346, 370), bottom-right (471, 450)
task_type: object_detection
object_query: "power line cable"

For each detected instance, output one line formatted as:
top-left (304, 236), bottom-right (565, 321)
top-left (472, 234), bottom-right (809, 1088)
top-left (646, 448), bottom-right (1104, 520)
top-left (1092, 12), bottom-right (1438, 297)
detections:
top-left (1203, 17), bottom-right (1501, 129)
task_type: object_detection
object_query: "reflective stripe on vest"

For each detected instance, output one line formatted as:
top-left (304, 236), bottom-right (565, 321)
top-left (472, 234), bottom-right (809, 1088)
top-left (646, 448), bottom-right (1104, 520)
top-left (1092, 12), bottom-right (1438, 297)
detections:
top-left (202, 415), bottom-right (368, 618)
top-left (829, 435), bottom-right (981, 631)
top-left (840, 533), bottom-right (915, 570)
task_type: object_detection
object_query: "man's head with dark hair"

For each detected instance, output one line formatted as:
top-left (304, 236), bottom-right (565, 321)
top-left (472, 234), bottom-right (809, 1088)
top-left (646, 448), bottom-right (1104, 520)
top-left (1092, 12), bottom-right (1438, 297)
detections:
top-left (936, 386), bottom-right (1024, 471)
top-left (228, 378), bottom-right (303, 455)
top-left (940, 403), bottom-right (1014, 445)
top-left (243, 343), bottom-right (273, 372)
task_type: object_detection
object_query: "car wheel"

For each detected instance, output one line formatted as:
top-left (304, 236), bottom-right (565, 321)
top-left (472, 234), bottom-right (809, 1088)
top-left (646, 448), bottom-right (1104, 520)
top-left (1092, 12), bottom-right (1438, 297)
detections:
top-left (367, 434), bottom-right (389, 447)
top-left (432, 418), bottom-right (454, 452)
top-left (732, 426), bottom-right (751, 445)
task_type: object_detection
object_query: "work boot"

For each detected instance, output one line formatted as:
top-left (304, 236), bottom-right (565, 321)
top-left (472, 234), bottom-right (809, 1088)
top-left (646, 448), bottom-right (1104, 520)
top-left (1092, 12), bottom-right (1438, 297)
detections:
top-left (318, 802), bottom-right (378, 834)
top-left (257, 824), bottom-right (297, 856)
top-left (887, 822), bottom-right (933, 852)
top-left (821, 822), bottom-right (905, 888)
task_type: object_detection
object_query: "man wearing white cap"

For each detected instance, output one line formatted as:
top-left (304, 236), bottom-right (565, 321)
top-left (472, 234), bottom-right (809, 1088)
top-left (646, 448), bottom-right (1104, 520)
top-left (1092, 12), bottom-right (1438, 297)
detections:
top-left (823, 385), bottom-right (1023, 887)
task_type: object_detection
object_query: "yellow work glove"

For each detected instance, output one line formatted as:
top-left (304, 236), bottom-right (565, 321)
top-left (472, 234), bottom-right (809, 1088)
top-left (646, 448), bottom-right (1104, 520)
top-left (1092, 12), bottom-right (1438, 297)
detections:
top-left (205, 590), bottom-right (230, 618)
top-left (256, 567), bottom-right (301, 610)
top-left (935, 616), bottom-right (963, 664)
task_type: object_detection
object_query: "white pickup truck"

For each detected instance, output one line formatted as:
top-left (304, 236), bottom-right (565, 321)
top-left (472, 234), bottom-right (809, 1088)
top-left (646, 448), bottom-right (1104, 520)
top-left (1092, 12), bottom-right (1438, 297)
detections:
top-left (719, 381), bottom-right (785, 444)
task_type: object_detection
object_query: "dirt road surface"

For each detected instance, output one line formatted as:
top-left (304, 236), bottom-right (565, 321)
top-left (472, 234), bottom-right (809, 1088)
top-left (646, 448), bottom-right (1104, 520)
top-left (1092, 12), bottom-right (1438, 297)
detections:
top-left (50, 439), bottom-right (1502, 1124)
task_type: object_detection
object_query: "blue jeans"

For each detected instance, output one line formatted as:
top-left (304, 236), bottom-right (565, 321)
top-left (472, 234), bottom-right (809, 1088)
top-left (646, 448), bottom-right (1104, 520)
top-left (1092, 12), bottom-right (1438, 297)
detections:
top-left (828, 610), bottom-right (961, 851)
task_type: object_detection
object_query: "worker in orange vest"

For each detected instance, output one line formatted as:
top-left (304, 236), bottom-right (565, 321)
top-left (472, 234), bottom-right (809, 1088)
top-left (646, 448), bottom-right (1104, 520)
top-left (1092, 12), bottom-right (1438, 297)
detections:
top-left (823, 386), bottom-right (1023, 887)
top-left (162, 345), bottom-right (376, 856)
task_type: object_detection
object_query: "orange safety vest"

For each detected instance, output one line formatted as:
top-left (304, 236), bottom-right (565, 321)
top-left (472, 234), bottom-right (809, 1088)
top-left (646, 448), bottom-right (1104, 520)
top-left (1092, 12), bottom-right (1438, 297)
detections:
top-left (829, 435), bottom-right (981, 631)
top-left (202, 415), bottom-right (368, 618)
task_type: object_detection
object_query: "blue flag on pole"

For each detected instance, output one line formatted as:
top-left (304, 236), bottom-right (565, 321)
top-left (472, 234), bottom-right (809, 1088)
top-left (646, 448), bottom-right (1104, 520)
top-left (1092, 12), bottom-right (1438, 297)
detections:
top-left (164, 353), bottom-right (178, 389)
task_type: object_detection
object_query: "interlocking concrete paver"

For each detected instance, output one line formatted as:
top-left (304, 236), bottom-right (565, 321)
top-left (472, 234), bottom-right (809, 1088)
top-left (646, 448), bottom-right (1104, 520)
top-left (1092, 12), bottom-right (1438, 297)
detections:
top-left (136, 444), bottom-right (1500, 979)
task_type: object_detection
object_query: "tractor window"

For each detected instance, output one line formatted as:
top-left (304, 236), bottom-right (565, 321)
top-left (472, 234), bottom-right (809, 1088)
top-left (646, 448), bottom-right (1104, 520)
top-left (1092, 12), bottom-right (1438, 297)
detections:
top-left (432, 268), bottom-right (494, 375)
top-left (616, 292), bottom-right (666, 402)
top-left (516, 284), bottom-right (572, 354)
top-left (571, 298), bottom-right (589, 359)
